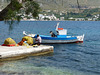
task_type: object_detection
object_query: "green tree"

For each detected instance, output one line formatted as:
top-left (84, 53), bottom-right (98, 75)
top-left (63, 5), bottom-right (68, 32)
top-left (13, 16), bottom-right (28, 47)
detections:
top-left (0, 0), bottom-right (41, 21)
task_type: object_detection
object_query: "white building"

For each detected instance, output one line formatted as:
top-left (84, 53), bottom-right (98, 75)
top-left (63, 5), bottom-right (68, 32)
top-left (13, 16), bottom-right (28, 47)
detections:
top-left (38, 14), bottom-right (57, 21)
top-left (75, 18), bottom-right (85, 21)
top-left (60, 17), bottom-right (65, 20)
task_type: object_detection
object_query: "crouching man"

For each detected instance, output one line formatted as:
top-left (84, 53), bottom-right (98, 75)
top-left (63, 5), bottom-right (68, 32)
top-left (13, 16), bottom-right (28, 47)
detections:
top-left (35, 35), bottom-right (42, 45)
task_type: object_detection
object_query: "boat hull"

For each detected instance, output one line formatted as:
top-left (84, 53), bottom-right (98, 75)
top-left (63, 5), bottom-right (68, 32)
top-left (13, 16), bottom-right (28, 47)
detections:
top-left (34, 35), bottom-right (84, 44)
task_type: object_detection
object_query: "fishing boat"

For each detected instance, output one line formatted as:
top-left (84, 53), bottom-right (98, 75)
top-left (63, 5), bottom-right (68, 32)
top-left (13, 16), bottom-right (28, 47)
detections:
top-left (23, 23), bottom-right (84, 44)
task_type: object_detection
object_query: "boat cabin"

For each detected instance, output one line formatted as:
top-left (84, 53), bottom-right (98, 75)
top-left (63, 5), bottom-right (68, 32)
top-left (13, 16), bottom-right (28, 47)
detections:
top-left (56, 23), bottom-right (67, 38)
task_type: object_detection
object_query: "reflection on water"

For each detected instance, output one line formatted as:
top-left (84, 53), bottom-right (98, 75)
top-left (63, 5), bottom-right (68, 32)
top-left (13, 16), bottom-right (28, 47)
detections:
top-left (4, 21), bottom-right (20, 32)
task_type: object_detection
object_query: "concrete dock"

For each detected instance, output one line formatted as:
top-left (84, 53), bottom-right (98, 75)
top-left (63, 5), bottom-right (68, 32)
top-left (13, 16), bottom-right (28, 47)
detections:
top-left (0, 45), bottom-right (53, 61)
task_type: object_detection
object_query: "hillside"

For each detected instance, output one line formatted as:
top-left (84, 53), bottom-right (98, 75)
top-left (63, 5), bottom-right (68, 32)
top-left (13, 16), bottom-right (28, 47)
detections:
top-left (34, 0), bottom-right (100, 11)
top-left (0, 0), bottom-right (9, 10)
top-left (0, 0), bottom-right (100, 11)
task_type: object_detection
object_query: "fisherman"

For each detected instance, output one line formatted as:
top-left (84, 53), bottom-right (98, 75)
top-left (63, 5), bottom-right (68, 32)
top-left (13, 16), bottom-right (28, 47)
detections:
top-left (50, 31), bottom-right (56, 37)
top-left (18, 38), bottom-right (29, 46)
top-left (17, 38), bottom-right (26, 46)
top-left (35, 34), bottom-right (42, 45)
top-left (56, 31), bottom-right (59, 35)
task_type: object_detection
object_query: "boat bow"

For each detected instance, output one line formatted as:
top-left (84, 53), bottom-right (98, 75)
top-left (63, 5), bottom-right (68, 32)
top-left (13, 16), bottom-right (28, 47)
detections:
top-left (76, 34), bottom-right (85, 43)
top-left (23, 31), bottom-right (36, 38)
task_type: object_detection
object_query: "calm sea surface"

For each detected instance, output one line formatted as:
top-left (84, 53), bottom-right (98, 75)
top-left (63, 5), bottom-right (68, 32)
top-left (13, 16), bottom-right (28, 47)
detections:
top-left (0, 21), bottom-right (100, 75)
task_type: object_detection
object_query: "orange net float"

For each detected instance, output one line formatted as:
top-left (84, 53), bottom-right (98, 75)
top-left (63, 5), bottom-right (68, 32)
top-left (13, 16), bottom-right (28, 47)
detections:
top-left (2, 44), bottom-right (15, 47)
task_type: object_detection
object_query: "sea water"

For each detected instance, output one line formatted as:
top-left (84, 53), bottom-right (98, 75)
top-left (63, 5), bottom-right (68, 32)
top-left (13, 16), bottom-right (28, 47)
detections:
top-left (0, 21), bottom-right (100, 75)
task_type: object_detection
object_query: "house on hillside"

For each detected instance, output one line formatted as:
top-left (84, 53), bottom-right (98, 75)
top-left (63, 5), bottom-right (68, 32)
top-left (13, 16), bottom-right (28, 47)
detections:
top-left (38, 14), bottom-right (57, 21)
top-left (75, 18), bottom-right (85, 21)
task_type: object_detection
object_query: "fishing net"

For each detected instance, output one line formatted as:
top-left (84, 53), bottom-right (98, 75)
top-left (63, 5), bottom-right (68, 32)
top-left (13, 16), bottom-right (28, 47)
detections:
top-left (4, 38), bottom-right (16, 45)
top-left (22, 36), bottom-right (33, 45)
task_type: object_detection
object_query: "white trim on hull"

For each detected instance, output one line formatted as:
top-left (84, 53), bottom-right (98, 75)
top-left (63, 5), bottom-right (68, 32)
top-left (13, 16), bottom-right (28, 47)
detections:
top-left (41, 39), bottom-right (83, 44)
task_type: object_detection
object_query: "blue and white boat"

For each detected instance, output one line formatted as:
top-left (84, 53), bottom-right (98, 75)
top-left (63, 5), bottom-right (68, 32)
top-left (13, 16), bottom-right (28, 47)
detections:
top-left (23, 23), bottom-right (84, 44)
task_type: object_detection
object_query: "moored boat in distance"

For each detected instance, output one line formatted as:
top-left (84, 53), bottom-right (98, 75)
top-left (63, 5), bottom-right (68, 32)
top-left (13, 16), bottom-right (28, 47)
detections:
top-left (23, 23), bottom-right (84, 44)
